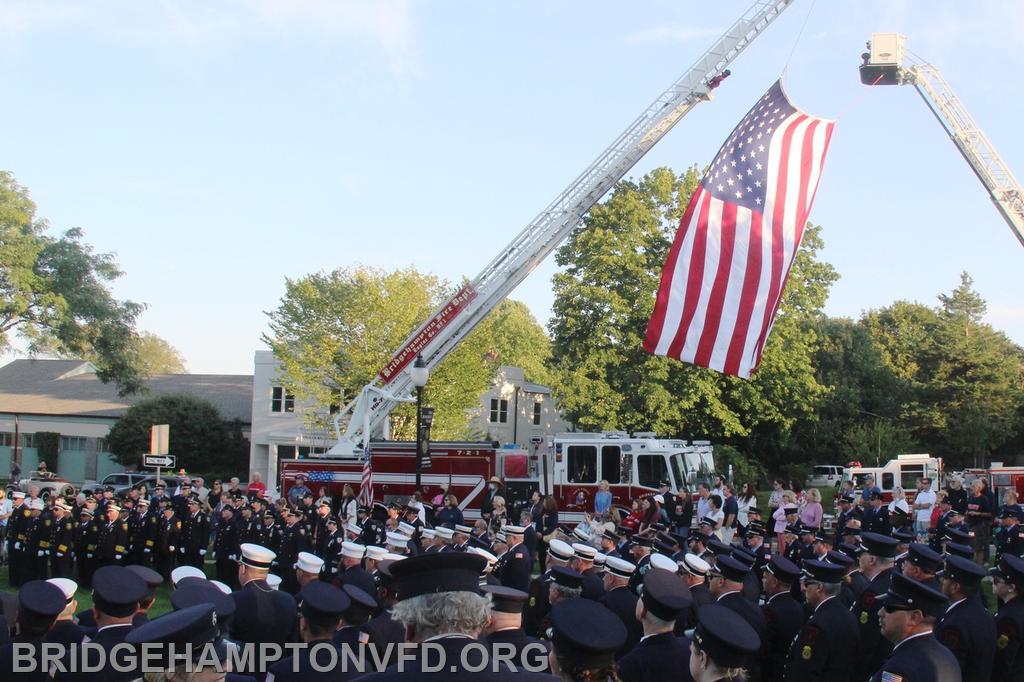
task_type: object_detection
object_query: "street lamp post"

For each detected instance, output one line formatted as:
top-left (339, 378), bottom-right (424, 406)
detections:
top-left (409, 354), bottom-right (430, 493)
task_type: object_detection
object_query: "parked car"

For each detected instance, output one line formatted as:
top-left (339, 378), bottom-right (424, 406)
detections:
top-left (806, 465), bottom-right (845, 489)
top-left (80, 472), bottom-right (153, 497)
top-left (10, 471), bottom-right (77, 500)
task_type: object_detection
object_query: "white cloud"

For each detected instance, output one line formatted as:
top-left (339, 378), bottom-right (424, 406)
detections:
top-left (624, 24), bottom-right (721, 45)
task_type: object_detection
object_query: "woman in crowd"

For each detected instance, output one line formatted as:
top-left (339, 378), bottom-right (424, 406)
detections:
top-left (622, 498), bottom-right (643, 532)
top-left (638, 495), bottom-right (662, 534)
top-left (338, 484), bottom-right (358, 522)
top-left (790, 481), bottom-right (807, 507)
top-left (887, 486), bottom-right (911, 528)
top-left (315, 485), bottom-right (333, 511)
top-left (594, 480), bottom-right (612, 515)
top-left (706, 494), bottom-right (725, 539)
top-left (767, 478), bottom-right (785, 518)
top-left (0, 488), bottom-right (11, 565)
top-left (736, 483), bottom-right (757, 538)
top-left (967, 478), bottom-right (994, 564)
top-left (436, 493), bottom-right (464, 527)
top-left (528, 489), bottom-right (544, 523)
top-left (536, 495), bottom-right (559, 568)
top-left (772, 490), bottom-right (797, 553)
top-left (799, 488), bottom-right (824, 530)
top-left (489, 495), bottom-right (509, 534)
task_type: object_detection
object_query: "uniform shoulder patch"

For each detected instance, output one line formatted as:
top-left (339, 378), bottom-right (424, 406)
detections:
top-left (863, 591), bottom-right (876, 608)
top-left (803, 624), bottom-right (820, 645)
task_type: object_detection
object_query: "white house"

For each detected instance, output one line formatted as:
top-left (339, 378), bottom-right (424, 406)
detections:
top-left (469, 365), bottom-right (572, 446)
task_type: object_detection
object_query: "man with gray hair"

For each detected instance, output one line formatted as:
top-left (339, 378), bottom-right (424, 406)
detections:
top-left (357, 552), bottom-right (558, 680)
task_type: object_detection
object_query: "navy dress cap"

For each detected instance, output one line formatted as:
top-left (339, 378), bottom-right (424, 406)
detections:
top-left (945, 542), bottom-right (974, 560)
top-left (880, 573), bottom-right (948, 617)
top-left (546, 566), bottom-right (584, 589)
top-left (938, 555), bottom-right (986, 586)
top-left (549, 599), bottom-right (626, 669)
top-left (706, 538), bottom-right (733, 556)
top-left (944, 527), bottom-right (973, 544)
top-left (693, 604), bottom-right (760, 668)
top-left (838, 542), bottom-right (863, 560)
top-left (825, 550), bottom-right (854, 567)
top-left (990, 554), bottom-right (1024, 589)
top-left (300, 581), bottom-right (352, 623)
top-left (891, 528), bottom-right (916, 543)
top-left (171, 583), bottom-right (237, 620)
top-left (343, 583), bottom-right (378, 610)
top-left (906, 543), bottom-right (943, 572)
top-left (731, 547), bottom-right (756, 567)
top-left (125, 565), bottom-right (164, 590)
top-left (481, 585), bottom-right (530, 613)
top-left (765, 555), bottom-right (801, 582)
top-left (19, 580), bottom-right (67, 618)
top-left (745, 523), bottom-right (766, 537)
top-left (712, 555), bottom-right (750, 582)
top-left (801, 560), bottom-right (847, 584)
top-left (998, 505), bottom-right (1023, 520)
top-left (388, 552), bottom-right (488, 601)
top-left (860, 532), bottom-right (900, 558)
top-left (126, 604), bottom-right (224, 667)
top-left (641, 569), bottom-right (691, 620)
top-left (93, 565), bottom-right (148, 617)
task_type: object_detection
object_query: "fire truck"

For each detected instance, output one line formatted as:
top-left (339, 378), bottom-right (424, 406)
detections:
top-left (280, 434), bottom-right (714, 524)
top-left (842, 454), bottom-right (943, 503)
top-left (275, 2), bottom-right (794, 505)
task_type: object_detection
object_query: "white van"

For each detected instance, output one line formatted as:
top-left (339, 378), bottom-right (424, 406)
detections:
top-left (806, 465), bottom-right (844, 488)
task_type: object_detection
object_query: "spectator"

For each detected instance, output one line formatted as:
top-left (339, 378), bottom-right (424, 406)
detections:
top-left (695, 483), bottom-right (712, 521)
top-left (193, 477), bottom-right (210, 505)
top-left (790, 481), bottom-right (807, 507)
top-left (488, 496), bottom-right (508, 535)
top-left (799, 488), bottom-right (824, 530)
top-left (912, 478), bottom-right (937, 542)
top-left (535, 495), bottom-right (559, 568)
top-left (227, 477), bottom-right (242, 497)
top-left (1002, 489), bottom-right (1020, 513)
top-left (981, 477), bottom-right (997, 510)
top-left (966, 479), bottom-right (993, 564)
top-left (736, 483), bottom-right (757, 537)
top-left (674, 488), bottom-right (694, 538)
top-left (706, 494), bottom-right (725, 539)
top-left (711, 475), bottom-right (725, 498)
top-left (860, 474), bottom-right (881, 503)
top-left (622, 499), bottom-right (643, 533)
top-left (431, 487), bottom-right (446, 508)
top-left (721, 485), bottom-right (739, 544)
top-left (0, 488), bottom-right (11, 564)
top-left (944, 476), bottom-right (968, 514)
top-left (639, 496), bottom-right (661, 533)
top-left (436, 493), bottom-right (464, 527)
top-left (527, 490), bottom-right (544, 523)
top-left (207, 480), bottom-right (223, 510)
top-left (888, 487), bottom-right (910, 524)
top-left (338, 484), bottom-right (357, 521)
top-left (594, 480), bottom-right (612, 515)
top-left (248, 471), bottom-right (268, 500)
top-left (480, 476), bottom-right (502, 522)
top-left (767, 479), bottom-right (785, 518)
top-left (315, 485), bottom-right (333, 512)
top-left (773, 491), bottom-right (797, 552)
top-left (285, 474), bottom-right (309, 506)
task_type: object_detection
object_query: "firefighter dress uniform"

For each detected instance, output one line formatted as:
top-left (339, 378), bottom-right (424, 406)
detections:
top-left (49, 503), bottom-right (76, 579)
top-left (96, 505), bottom-right (130, 568)
top-left (497, 525), bottom-right (533, 593)
top-left (990, 555), bottom-right (1024, 682)
top-left (784, 560), bottom-right (859, 682)
top-left (933, 556), bottom-right (996, 682)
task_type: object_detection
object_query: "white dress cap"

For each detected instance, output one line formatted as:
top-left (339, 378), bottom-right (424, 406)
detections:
top-left (266, 574), bottom-right (282, 590)
top-left (547, 539), bottom-right (574, 562)
top-left (341, 541), bottom-right (366, 560)
top-left (649, 553), bottom-right (678, 573)
top-left (296, 551), bottom-right (325, 573)
top-left (239, 543), bottom-right (276, 570)
top-left (572, 543), bottom-right (598, 561)
top-left (47, 578), bottom-right (78, 601)
top-left (171, 565), bottom-right (206, 586)
top-left (434, 526), bottom-right (454, 541)
top-left (365, 546), bottom-right (388, 561)
top-left (605, 556), bottom-right (637, 578)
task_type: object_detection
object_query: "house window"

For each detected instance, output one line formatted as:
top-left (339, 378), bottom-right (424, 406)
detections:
top-left (0, 432), bottom-right (13, 447)
top-left (489, 398), bottom-right (508, 423)
top-left (532, 402), bottom-right (542, 425)
top-left (271, 386), bottom-right (295, 413)
top-left (97, 438), bottom-right (109, 453)
top-left (21, 433), bottom-right (35, 448)
top-left (60, 436), bottom-right (86, 451)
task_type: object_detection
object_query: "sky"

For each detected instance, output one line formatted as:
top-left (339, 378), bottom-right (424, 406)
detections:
top-left (2, 0), bottom-right (1023, 376)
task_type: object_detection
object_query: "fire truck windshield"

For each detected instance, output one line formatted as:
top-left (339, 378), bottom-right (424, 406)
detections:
top-left (672, 453), bottom-right (710, 492)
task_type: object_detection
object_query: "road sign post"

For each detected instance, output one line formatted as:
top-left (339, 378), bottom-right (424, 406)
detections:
top-left (147, 424), bottom-right (171, 488)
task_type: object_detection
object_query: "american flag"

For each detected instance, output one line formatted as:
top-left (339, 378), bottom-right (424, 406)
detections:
top-left (644, 80), bottom-right (834, 377)
top-left (359, 450), bottom-right (373, 507)
top-left (306, 471), bottom-right (336, 483)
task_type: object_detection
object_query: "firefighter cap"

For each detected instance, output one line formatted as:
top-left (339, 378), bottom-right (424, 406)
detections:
top-left (296, 552), bottom-right (325, 574)
top-left (238, 543), bottom-right (276, 571)
top-left (341, 541), bottom-right (365, 560)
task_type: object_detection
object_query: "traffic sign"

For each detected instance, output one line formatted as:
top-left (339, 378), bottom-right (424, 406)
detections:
top-left (144, 454), bottom-right (176, 468)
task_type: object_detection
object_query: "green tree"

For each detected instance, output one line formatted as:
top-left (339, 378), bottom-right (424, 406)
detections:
top-left (264, 266), bottom-right (551, 440)
top-left (132, 332), bottom-right (187, 375)
top-left (548, 166), bottom-right (837, 471)
top-left (0, 171), bottom-right (145, 394)
top-left (106, 394), bottom-right (247, 473)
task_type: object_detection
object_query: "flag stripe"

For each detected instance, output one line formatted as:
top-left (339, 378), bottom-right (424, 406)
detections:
top-left (644, 80), bottom-right (834, 378)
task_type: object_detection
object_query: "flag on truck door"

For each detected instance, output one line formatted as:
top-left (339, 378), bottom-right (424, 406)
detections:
top-left (643, 80), bottom-right (834, 378)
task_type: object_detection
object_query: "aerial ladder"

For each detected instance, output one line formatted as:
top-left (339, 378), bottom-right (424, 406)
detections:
top-left (327, 0), bottom-right (798, 457)
top-left (860, 33), bottom-right (1024, 249)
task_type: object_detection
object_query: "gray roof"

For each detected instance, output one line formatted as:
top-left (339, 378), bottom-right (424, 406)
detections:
top-left (0, 359), bottom-right (252, 423)
top-left (521, 381), bottom-right (551, 395)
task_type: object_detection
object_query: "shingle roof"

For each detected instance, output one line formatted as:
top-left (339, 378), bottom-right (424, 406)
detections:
top-left (0, 359), bottom-right (253, 423)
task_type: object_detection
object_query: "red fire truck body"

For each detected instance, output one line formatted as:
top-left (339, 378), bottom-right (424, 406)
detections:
top-left (280, 433), bottom-right (714, 525)
top-left (962, 464), bottom-right (1024, 504)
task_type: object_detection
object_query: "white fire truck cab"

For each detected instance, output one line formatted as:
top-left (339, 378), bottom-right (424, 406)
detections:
top-left (843, 453), bottom-right (943, 503)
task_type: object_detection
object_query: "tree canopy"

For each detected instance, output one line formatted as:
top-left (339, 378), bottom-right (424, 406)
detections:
top-left (132, 332), bottom-right (188, 375)
top-left (106, 394), bottom-right (248, 474)
top-left (0, 171), bottom-right (146, 394)
top-left (263, 266), bottom-right (551, 440)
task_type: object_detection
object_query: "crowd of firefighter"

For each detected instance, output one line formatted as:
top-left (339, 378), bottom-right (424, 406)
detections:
top-left (1, 469), bottom-right (1023, 681)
